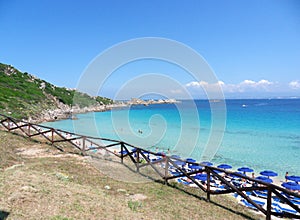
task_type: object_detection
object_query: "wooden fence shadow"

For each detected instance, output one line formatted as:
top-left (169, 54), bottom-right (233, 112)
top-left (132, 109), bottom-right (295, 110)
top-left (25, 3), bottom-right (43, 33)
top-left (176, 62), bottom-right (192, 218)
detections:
top-left (0, 210), bottom-right (9, 220)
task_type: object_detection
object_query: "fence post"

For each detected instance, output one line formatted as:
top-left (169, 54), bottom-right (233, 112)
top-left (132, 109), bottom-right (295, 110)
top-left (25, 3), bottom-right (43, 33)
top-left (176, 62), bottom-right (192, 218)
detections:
top-left (51, 128), bottom-right (54, 144)
top-left (121, 142), bottom-right (124, 164)
top-left (136, 148), bottom-right (140, 173)
top-left (82, 136), bottom-right (86, 156)
top-left (207, 167), bottom-right (211, 201)
top-left (164, 157), bottom-right (169, 184)
top-left (266, 186), bottom-right (272, 220)
top-left (28, 124), bottom-right (31, 136)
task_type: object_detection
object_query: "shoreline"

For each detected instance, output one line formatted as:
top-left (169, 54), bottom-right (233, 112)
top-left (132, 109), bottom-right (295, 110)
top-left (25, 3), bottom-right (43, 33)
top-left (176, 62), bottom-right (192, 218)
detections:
top-left (30, 98), bottom-right (179, 124)
top-left (0, 118), bottom-right (296, 189)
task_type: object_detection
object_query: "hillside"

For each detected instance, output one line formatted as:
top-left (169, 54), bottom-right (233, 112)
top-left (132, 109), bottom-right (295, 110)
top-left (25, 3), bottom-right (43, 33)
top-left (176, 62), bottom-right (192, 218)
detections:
top-left (0, 63), bottom-right (113, 121)
top-left (0, 130), bottom-right (257, 220)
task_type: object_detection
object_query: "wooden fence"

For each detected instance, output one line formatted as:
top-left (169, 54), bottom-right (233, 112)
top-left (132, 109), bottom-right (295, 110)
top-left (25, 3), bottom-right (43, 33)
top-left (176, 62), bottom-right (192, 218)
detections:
top-left (0, 113), bottom-right (299, 219)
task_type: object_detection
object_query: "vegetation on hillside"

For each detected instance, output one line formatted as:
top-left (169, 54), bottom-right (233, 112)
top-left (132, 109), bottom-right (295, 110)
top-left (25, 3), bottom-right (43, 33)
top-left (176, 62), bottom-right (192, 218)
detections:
top-left (0, 63), bottom-right (113, 119)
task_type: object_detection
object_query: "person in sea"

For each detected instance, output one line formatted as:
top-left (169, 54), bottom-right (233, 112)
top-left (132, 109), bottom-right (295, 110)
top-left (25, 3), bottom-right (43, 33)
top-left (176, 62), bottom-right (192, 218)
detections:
top-left (285, 171), bottom-right (289, 182)
top-left (250, 173), bottom-right (258, 186)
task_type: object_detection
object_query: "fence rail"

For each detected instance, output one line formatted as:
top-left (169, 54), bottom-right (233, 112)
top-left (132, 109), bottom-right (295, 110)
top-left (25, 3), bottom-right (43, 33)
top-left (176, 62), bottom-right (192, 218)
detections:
top-left (0, 113), bottom-right (299, 219)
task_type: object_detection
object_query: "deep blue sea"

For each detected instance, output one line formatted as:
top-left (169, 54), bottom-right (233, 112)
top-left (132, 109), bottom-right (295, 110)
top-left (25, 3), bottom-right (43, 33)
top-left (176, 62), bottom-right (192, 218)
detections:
top-left (43, 99), bottom-right (300, 178)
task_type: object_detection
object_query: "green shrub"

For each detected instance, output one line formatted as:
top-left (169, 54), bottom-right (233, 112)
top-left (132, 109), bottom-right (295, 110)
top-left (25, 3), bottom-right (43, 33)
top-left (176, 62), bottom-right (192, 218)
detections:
top-left (0, 63), bottom-right (114, 119)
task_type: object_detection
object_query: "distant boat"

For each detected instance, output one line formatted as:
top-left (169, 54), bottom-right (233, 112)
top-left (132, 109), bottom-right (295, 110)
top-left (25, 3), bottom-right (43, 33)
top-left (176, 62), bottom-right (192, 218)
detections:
top-left (242, 104), bottom-right (247, 108)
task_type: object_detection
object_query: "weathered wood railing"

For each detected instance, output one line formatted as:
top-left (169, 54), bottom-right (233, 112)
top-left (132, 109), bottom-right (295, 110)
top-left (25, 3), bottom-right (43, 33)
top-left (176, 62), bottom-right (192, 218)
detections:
top-left (0, 113), bottom-right (299, 219)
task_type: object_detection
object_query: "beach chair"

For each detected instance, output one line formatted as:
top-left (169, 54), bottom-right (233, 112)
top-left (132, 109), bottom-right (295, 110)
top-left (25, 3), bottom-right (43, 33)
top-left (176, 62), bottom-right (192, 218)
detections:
top-left (176, 178), bottom-right (191, 185)
top-left (240, 199), bottom-right (258, 210)
top-left (240, 197), bottom-right (265, 210)
top-left (291, 199), bottom-right (300, 205)
top-left (273, 203), bottom-right (299, 215)
top-left (171, 171), bottom-right (183, 177)
top-left (253, 190), bottom-right (268, 199)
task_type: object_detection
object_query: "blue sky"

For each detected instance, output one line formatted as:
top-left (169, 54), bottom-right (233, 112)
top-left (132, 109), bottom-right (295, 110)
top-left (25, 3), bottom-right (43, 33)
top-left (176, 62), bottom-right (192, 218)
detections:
top-left (1, 0), bottom-right (300, 99)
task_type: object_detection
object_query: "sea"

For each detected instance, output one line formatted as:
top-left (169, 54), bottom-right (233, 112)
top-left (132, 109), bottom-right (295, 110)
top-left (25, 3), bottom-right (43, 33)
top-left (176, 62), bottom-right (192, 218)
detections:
top-left (42, 99), bottom-right (300, 179)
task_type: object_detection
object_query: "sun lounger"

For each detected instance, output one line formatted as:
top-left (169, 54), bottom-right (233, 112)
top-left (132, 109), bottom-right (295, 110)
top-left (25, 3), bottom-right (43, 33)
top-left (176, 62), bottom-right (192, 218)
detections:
top-left (248, 195), bottom-right (266, 206)
top-left (291, 199), bottom-right (300, 205)
top-left (240, 199), bottom-right (258, 210)
top-left (171, 171), bottom-right (183, 176)
top-left (253, 190), bottom-right (268, 199)
top-left (273, 203), bottom-right (299, 215)
top-left (177, 178), bottom-right (191, 185)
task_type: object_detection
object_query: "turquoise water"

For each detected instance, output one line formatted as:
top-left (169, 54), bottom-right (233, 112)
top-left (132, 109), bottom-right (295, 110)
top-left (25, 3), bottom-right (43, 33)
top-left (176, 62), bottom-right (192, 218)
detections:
top-left (43, 99), bottom-right (300, 178)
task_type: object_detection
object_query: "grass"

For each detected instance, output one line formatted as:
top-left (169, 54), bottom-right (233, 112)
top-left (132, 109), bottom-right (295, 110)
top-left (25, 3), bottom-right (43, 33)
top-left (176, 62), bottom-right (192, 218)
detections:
top-left (127, 200), bottom-right (142, 212)
top-left (0, 130), bottom-right (260, 220)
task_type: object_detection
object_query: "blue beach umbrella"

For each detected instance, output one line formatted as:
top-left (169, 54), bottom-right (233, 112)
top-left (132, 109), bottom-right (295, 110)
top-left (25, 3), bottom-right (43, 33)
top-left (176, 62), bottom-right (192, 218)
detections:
top-left (256, 176), bottom-right (273, 183)
top-left (201, 161), bottom-right (213, 166)
top-left (260, 170), bottom-right (278, 178)
top-left (194, 173), bottom-right (212, 181)
top-left (286, 175), bottom-right (300, 183)
top-left (238, 167), bottom-right (254, 173)
top-left (217, 164), bottom-right (232, 169)
top-left (186, 158), bottom-right (196, 163)
top-left (282, 182), bottom-right (300, 190)
top-left (189, 165), bottom-right (203, 170)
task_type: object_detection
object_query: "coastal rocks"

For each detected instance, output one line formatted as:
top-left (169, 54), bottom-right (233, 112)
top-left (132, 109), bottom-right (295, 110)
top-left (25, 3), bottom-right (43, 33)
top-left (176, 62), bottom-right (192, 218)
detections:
top-left (104, 185), bottom-right (111, 190)
top-left (3, 65), bottom-right (18, 76)
top-left (30, 98), bottom-right (178, 123)
top-left (117, 188), bottom-right (127, 193)
top-left (128, 98), bottom-right (178, 106)
top-left (21, 185), bottom-right (38, 193)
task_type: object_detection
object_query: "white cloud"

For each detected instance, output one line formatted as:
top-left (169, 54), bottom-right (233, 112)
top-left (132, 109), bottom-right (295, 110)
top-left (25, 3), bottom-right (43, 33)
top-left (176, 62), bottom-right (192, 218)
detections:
top-left (289, 80), bottom-right (300, 89)
top-left (237, 79), bottom-right (274, 92)
top-left (186, 80), bottom-right (224, 88)
top-left (186, 81), bottom-right (208, 87)
top-left (241, 79), bottom-right (256, 85)
top-left (240, 79), bottom-right (273, 87)
top-left (257, 79), bottom-right (273, 85)
top-left (185, 79), bottom-right (275, 93)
